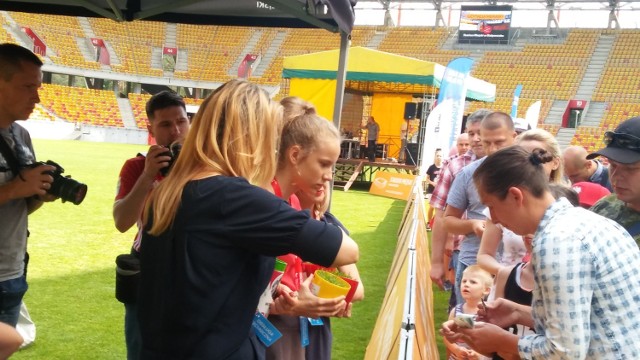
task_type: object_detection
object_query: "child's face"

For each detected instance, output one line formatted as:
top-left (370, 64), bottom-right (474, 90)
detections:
top-left (460, 273), bottom-right (489, 301)
top-left (293, 139), bottom-right (339, 204)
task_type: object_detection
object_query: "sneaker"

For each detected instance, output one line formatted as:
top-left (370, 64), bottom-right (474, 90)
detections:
top-left (426, 225), bottom-right (432, 232)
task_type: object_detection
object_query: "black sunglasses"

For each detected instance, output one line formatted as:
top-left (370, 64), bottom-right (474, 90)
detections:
top-left (603, 131), bottom-right (640, 150)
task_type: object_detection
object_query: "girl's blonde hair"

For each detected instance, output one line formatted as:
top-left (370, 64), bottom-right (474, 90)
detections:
top-left (277, 96), bottom-right (340, 169)
top-left (516, 128), bottom-right (564, 184)
top-left (305, 182), bottom-right (331, 219)
top-left (280, 96), bottom-right (316, 121)
top-left (146, 80), bottom-right (283, 235)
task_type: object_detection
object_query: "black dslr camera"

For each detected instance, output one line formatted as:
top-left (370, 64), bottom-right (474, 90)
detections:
top-left (29, 160), bottom-right (88, 205)
top-left (159, 142), bottom-right (182, 177)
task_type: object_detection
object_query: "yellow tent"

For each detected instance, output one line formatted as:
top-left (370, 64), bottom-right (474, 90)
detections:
top-left (283, 46), bottom-right (495, 158)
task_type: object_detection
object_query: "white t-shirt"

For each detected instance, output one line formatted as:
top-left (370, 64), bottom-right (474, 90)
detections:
top-left (482, 208), bottom-right (527, 266)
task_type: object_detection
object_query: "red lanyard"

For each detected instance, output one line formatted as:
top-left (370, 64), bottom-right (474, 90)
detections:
top-left (271, 178), bottom-right (282, 198)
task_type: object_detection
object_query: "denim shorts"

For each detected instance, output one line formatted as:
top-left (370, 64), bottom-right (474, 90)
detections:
top-left (0, 276), bottom-right (28, 327)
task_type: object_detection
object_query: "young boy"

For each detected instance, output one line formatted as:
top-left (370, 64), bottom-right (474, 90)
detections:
top-left (444, 265), bottom-right (493, 360)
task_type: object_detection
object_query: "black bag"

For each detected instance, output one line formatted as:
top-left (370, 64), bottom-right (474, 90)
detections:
top-left (115, 253), bottom-right (140, 304)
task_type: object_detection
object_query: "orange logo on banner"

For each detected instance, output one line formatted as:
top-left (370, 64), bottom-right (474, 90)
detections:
top-left (369, 171), bottom-right (416, 200)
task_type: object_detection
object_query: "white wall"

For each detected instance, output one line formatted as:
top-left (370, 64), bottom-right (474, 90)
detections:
top-left (18, 120), bottom-right (148, 145)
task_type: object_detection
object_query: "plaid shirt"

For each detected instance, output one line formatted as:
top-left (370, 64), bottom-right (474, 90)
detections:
top-left (429, 150), bottom-right (477, 211)
top-left (429, 150), bottom-right (477, 251)
top-left (518, 198), bottom-right (640, 359)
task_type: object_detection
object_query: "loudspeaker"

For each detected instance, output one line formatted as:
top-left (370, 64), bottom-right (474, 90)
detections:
top-left (375, 144), bottom-right (387, 159)
top-left (405, 143), bottom-right (419, 166)
top-left (404, 102), bottom-right (417, 120)
top-left (416, 102), bottom-right (424, 120)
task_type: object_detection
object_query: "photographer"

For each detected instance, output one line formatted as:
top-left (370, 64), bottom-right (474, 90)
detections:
top-left (0, 43), bottom-right (59, 328)
top-left (112, 90), bottom-right (189, 360)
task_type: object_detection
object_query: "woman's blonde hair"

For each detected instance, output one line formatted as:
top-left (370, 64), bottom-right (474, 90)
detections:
top-left (146, 80), bottom-right (283, 235)
top-left (516, 128), bottom-right (564, 184)
top-left (277, 96), bottom-right (340, 169)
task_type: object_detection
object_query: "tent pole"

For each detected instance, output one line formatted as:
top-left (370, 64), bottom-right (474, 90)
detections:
top-left (332, 31), bottom-right (350, 131)
top-left (329, 30), bottom-right (350, 211)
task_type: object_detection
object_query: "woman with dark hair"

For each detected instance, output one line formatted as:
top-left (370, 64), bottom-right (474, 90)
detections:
top-left (441, 145), bottom-right (640, 359)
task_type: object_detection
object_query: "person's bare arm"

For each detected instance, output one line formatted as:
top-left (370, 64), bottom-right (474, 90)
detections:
top-left (0, 164), bottom-right (55, 206)
top-left (429, 208), bottom-right (447, 288)
top-left (442, 308), bottom-right (472, 358)
top-left (1, 164), bottom-right (57, 215)
top-left (458, 322), bottom-right (521, 360)
top-left (330, 229), bottom-right (359, 267)
top-left (477, 298), bottom-right (534, 329)
top-left (338, 263), bottom-right (364, 302)
top-left (0, 322), bottom-right (22, 360)
top-left (113, 146), bottom-right (170, 232)
top-left (443, 205), bottom-right (485, 238)
top-left (477, 220), bottom-right (504, 275)
top-left (493, 265), bottom-right (513, 300)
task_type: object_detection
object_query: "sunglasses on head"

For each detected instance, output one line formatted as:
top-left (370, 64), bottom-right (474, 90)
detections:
top-left (603, 131), bottom-right (640, 150)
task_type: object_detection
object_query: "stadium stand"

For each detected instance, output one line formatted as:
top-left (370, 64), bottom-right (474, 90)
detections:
top-left (467, 29), bottom-right (600, 132)
top-left (39, 83), bottom-right (123, 127)
top-left (0, 14), bottom-right (15, 44)
top-left (128, 93), bottom-right (152, 129)
top-left (175, 24), bottom-right (253, 82)
top-left (9, 12), bottom-right (101, 70)
top-left (30, 105), bottom-right (57, 122)
top-left (258, 28), bottom-right (343, 86)
top-left (258, 26), bottom-right (375, 87)
top-left (5, 10), bottom-right (640, 152)
top-left (568, 29), bottom-right (640, 149)
top-left (89, 17), bottom-right (164, 76)
top-left (473, 29), bottom-right (598, 100)
top-left (593, 30), bottom-right (640, 103)
top-left (570, 125), bottom-right (609, 153)
top-left (377, 26), bottom-right (469, 65)
top-left (129, 93), bottom-right (204, 129)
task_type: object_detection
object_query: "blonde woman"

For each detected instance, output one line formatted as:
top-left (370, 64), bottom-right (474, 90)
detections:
top-left (299, 182), bottom-right (364, 360)
top-left (137, 81), bottom-right (359, 359)
top-left (476, 128), bottom-right (564, 276)
top-left (266, 97), bottom-right (359, 360)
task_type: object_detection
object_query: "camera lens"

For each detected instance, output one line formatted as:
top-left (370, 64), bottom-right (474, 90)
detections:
top-left (50, 176), bottom-right (88, 205)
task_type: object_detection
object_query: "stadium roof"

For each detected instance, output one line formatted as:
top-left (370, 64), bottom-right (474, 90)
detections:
top-left (0, 0), bottom-right (356, 33)
top-left (373, 0), bottom-right (634, 4)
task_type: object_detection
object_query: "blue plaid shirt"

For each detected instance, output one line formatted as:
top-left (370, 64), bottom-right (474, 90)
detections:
top-left (518, 198), bottom-right (640, 359)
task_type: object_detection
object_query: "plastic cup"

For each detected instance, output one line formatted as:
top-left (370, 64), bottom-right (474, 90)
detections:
top-left (310, 269), bottom-right (351, 299)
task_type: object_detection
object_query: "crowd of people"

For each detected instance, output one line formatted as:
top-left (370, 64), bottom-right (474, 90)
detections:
top-left (429, 109), bottom-right (640, 358)
top-left (2, 41), bottom-right (640, 359)
top-left (0, 43), bottom-right (362, 359)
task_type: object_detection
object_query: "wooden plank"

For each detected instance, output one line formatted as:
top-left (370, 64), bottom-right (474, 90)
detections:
top-left (343, 161), bottom-right (365, 191)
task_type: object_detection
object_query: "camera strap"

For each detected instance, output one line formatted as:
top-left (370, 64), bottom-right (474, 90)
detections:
top-left (0, 132), bottom-right (21, 176)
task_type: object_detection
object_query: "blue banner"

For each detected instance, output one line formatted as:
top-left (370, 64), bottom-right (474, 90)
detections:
top-left (436, 57), bottom-right (475, 153)
top-left (420, 57), bottom-right (474, 176)
top-left (510, 84), bottom-right (523, 118)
